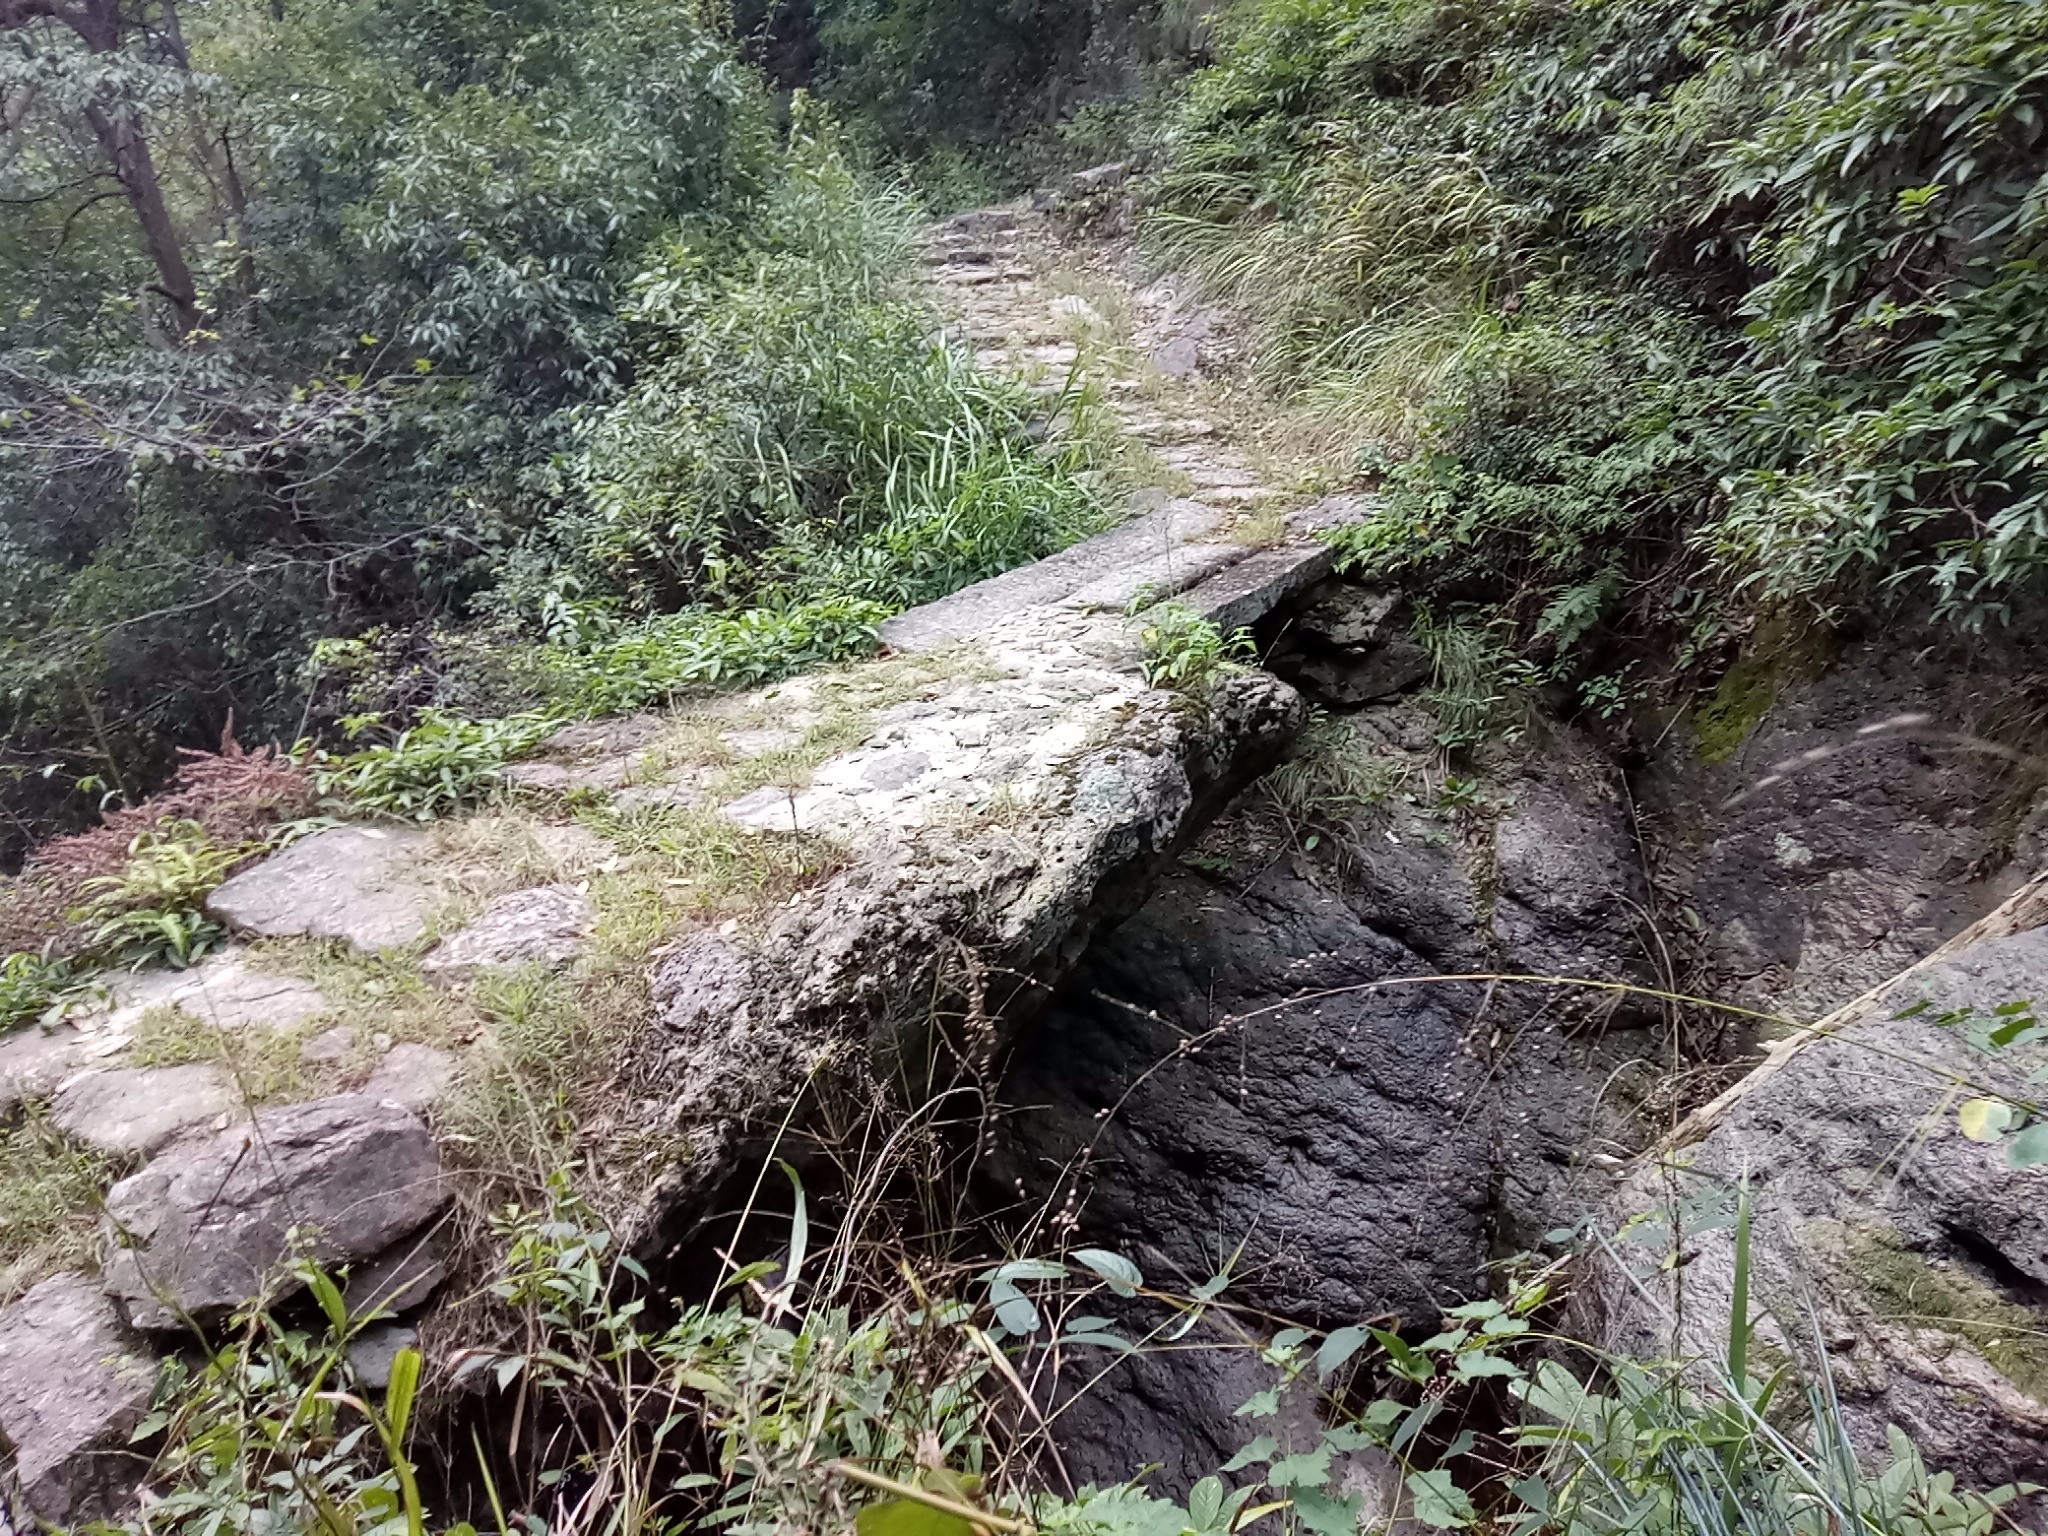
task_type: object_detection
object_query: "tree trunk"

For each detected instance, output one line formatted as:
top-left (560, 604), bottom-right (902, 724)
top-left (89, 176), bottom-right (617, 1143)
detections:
top-left (81, 98), bottom-right (206, 336)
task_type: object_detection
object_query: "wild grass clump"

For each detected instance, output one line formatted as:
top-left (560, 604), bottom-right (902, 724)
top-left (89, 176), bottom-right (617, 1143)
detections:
top-left (1137, 603), bottom-right (1255, 692)
top-left (0, 1111), bottom-right (118, 1298)
top-left (1258, 712), bottom-right (1409, 840)
top-left (1153, 0), bottom-right (2048, 718)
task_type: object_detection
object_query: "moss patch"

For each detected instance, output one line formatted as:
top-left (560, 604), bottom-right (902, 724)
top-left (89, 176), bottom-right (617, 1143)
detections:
top-left (1693, 655), bottom-right (1782, 762)
top-left (1820, 1219), bottom-right (2048, 1399)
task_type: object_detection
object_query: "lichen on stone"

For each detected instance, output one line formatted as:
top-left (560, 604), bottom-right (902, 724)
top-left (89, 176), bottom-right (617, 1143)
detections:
top-left (1814, 1217), bottom-right (2048, 1400)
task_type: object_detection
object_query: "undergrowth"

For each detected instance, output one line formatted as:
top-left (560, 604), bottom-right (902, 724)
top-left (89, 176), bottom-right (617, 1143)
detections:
top-left (97, 1162), bottom-right (2036, 1536)
top-left (1151, 0), bottom-right (2048, 716)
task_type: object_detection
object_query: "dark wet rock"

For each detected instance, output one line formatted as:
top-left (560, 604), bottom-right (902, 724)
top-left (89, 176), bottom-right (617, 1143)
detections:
top-left (103, 1093), bottom-right (447, 1329)
top-left (1267, 581), bottom-right (1429, 707)
top-left (1289, 643), bottom-right (1431, 707)
top-left (988, 712), bottom-right (1660, 1493)
top-left (1634, 628), bottom-right (2048, 1017)
top-left (0, 1274), bottom-right (156, 1523)
top-left (342, 1224), bottom-right (452, 1319)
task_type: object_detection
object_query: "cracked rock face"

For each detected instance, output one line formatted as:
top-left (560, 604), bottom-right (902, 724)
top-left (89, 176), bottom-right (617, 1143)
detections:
top-left (638, 665), bottom-right (1306, 1242)
top-left (103, 1093), bottom-right (448, 1330)
top-left (1589, 890), bottom-right (2048, 1494)
top-left (0, 1274), bottom-right (157, 1523)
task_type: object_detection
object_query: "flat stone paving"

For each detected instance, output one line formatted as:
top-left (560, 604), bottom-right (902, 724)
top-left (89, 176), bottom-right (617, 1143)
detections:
top-left (885, 204), bottom-right (1370, 654)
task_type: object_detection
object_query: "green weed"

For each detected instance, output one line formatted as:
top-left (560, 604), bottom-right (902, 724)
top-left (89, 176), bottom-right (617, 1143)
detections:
top-left (0, 1111), bottom-right (118, 1297)
top-left (0, 950), bottom-right (92, 1034)
top-left (1137, 603), bottom-right (1254, 692)
top-left (317, 711), bottom-right (559, 823)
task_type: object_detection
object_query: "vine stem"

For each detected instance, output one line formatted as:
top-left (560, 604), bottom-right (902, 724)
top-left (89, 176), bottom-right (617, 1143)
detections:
top-left (830, 1462), bottom-right (1036, 1534)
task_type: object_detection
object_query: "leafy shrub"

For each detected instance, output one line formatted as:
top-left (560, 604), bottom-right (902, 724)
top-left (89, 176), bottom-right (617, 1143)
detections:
top-left (135, 1259), bottom-right (434, 1536)
top-left (1157, 0), bottom-right (2048, 702)
top-left (0, 950), bottom-right (89, 1033)
top-left (1137, 603), bottom-right (1255, 691)
top-left (315, 710), bottom-right (558, 823)
top-left (544, 597), bottom-right (893, 717)
top-left (76, 821), bottom-right (239, 970)
top-left (0, 0), bottom-right (769, 848)
top-left (539, 110), bottom-right (1102, 623)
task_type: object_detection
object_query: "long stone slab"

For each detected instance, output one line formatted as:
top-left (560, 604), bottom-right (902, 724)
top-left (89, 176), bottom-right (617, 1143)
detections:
top-left (879, 502), bottom-right (1226, 650)
top-left (879, 495), bottom-right (1372, 653)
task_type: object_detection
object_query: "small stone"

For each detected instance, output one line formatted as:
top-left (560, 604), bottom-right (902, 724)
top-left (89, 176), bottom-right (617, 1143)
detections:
top-left (361, 1042), bottom-right (460, 1113)
top-left (342, 1226), bottom-right (452, 1318)
top-left (0, 1274), bottom-right (157, 1523)
top-left (1069, 161), bottom-right (1128, 192)
top-left (299, 1025), bottom-right (356, 1065)
top-left (0, 1027), bottom-right (88, 1118)
top-left (206, 825), bottom-right (430, 952)
top-left (153, 951), bottom-right (331, 1033)
top-left (50, 1063), bottom-right (241, 1156)
top-left (721, 784), bottom-right (809, 832)
top-left (1151, 334), bottom-right (1200, 378)
top-left (1051, 294), bottom-right (1105, 328)
top-left (346, 1323), bottom-right (419, 1390)
top-left (420, 885), bottom-right (595, 981)
top-left (723, 727), bottom-right (803, 757)
top-left (102, 1093), bottom-right (448, 1330)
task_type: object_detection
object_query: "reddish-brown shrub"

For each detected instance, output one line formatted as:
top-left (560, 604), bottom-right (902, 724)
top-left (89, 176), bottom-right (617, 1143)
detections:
top-left (5, 720), bottom-right (317, 958)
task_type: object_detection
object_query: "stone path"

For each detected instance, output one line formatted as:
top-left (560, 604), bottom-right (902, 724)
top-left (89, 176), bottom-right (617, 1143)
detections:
top-left (0, 196), bottom-right (1353, 1519)
top-left (892, 203), bottom-right (1366, 653)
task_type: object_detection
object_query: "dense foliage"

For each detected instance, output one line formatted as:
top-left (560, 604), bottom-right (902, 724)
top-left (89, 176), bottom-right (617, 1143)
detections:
top-left (0, 0), bottom-right (1101, 856)
top-left (1151, 0), bottom-right (2048, 702)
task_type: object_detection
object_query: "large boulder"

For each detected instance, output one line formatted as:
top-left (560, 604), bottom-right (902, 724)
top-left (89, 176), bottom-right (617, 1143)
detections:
top-left (206, 825), bottom-right (430, 951)
top-left (0, 1274), bottom-right (157, 1523)
top-left (1586, 875), bottom-right (2048, 1494)
top-left (102, 1093), bottom-right (448, 1329)
top-left (635, 634), bottom-right (1305, 1245)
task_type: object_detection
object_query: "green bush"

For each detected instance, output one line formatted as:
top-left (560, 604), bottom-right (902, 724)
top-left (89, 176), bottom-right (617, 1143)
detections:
top-left (1154, 0), bottom-right (2048, 690)
top-left (316, 710), bottom-right (558, 822)
top-left (77, 822), bottom-right (239, 970)
top-left (538, 109), bottom-right (1102, 625)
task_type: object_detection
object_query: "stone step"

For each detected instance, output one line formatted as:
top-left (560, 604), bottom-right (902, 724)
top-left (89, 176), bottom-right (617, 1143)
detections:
top-left (881, 494), bottom-right (1373, 653)
top-left (880, 501), bottom-right (1229, 651)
